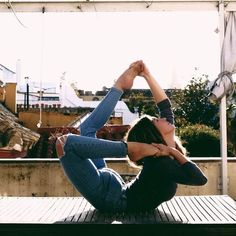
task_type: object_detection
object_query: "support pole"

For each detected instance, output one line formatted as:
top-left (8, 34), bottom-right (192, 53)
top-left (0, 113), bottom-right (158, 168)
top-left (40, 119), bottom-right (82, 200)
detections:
top-left (218, 0), bottom-right (228, 195)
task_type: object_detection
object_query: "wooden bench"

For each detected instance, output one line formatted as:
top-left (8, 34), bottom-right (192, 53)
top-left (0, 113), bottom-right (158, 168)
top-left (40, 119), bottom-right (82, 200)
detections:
top-left (0, 195), bottom-right (235, 235)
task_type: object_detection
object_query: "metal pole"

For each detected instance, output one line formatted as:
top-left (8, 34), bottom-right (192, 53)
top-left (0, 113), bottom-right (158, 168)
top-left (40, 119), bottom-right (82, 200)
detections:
top-left (218, 0), bottom-right (228, 195)
top-left (26, 83), bottom-right (29, 110)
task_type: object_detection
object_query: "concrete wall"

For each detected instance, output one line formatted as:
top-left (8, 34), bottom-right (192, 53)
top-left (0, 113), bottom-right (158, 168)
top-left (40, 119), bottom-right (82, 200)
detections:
top-left (0, 158), bottom-right (235, 199)
top-left (5, 83), bottom-right (17, 114)
top-left (18, 111), bottom-right (78, 132)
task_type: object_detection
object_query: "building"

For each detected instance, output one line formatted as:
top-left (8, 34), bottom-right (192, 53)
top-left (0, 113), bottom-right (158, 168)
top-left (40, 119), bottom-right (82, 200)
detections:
top-left (17, 76), bottom-right (139, 126)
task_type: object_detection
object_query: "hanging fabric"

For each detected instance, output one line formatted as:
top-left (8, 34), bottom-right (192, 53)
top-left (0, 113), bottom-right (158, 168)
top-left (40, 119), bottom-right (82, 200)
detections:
top-left (208, 12), bottom-right (236, 103)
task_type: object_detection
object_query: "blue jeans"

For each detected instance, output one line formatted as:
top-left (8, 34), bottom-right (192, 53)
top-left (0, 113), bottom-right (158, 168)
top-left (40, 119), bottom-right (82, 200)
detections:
top-left (59, 87), bottom-right (128, 212)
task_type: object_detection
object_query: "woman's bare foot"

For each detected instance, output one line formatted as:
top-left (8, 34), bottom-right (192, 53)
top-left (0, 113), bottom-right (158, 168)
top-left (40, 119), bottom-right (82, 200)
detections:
top-left (114, 60), bottom-right (144, 91)
top-left (127, 141), bottom-right (159, 162)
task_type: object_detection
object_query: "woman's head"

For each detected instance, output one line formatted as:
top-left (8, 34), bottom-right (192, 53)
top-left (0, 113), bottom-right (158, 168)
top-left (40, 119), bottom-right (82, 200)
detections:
top-left (125, 115), bottom-right (186, 165)
top-left (126, 115), bottom-right (164, 144)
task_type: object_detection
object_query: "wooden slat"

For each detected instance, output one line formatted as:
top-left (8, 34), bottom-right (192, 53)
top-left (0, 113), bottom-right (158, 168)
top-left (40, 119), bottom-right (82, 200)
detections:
top-left (64, 197), bottom-right (83, 222)
top-left (78, 200), bottom-right (91, 223)
top-left (192, 196), bottom-right (219, 222)
top-left (39, 197), bottom-right (65, 223)
top-left (165, 199), bottom-right (183, 222)
top-left (214, 195), bottom-right (236, 218)
top-left (0, 195), bottom-right (235, 225)
top-left (157, 205), bottom-right (169, 222)
top-left (178, 196), bottom-right (202, 222)
top-left (173, 196), bottom-right (194, 222)
top-left (169, 197), bottom-right (188, 223)
top-left (161, 202), bottom-right (176, 222)
top-left (32, 197), bottom-right (58, 222)
top-left (72, 197), bottom-right (88, 222)
top-left (197, 196), bottom-right (229, 222)
top-left (210, 196), bottom-right (236, 221)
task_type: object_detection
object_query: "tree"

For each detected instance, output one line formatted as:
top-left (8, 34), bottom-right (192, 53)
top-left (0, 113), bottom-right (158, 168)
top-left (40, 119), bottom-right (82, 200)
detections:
top-left (172, 74), bottom-right (219, 129)
top-left (178, 124), bottom-right (235, 157)
top-left (227, 91), bottom-right (236, 153)
top-left (125, 92), bottom-right (157, 116)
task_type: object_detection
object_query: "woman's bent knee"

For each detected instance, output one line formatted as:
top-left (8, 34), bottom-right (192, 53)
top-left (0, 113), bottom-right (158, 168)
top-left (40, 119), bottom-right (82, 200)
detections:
top-left (55, 135), bottom-right (68, 158)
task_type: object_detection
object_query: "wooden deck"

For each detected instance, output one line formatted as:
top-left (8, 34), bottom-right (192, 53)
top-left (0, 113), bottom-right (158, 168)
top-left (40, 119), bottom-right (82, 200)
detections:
top-left (0, 195), bottom-right (236, 235)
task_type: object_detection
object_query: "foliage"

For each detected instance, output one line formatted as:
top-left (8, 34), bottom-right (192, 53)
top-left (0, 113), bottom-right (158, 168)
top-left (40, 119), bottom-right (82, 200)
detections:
top-left (178, 124), bottom-right (235, 157)
top-left (171, 75), bottom-right (219, 129)
top-left (125, 92), bottom-right (157, 116)
top-left (227, 107), bottom-right (236, 154)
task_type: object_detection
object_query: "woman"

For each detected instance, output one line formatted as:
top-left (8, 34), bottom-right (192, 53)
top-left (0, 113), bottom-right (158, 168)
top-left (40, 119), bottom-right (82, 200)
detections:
top-left (56, 60), bottom-right (207, 212)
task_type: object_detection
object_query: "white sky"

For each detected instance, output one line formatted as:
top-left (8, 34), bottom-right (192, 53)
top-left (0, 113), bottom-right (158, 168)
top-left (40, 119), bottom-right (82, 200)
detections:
top-left (0, 11), bottom-right (220, 92)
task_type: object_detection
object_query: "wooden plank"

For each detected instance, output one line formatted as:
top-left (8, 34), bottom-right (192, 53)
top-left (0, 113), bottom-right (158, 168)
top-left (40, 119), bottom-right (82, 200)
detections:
top-left (154, 207), bottom-right (162, 222)
top-left (31, 197), bottom-right (58, 222)
top-left (78, 200), bottom-right (92, 223)
top-left (173, 196), bottom-right (194, 222)
top-left (53, 197), bottom-right (78, 222)
top-left (178, 197), bottom-right (202, 222)
top-left (198, 196), bottom-right (230, 222)
top-left (84, 203), bottom-right (96, 223)
top-left (185, 196), bottom-right (210, 222)
top-left (64, 197), bottom-right (83, 222)
top-left (189, 196), bottom-right (217, 221)
top-left (211, 197), bottom-right (236, 221)
top-left (37, 197), bottom-right (60, 223)
top-left (157, 205), bottom-right (169, 222)
top-left (214, 195), bottom-right (236, 217)
top-left (0, 197), bottom-right (21, 221)
top-left (0, 197), bottom-right (30, 222)
top-left (0, 195), bottom-right (235, 225)
top-left (161, 202), bottom-right (176, 222)
top-left (9, 198), bottom-right (38, 223)
top-left (72, 197), bottom-right (88, 222)
top-left (39, 197), bottom-right (66, 223)
top-left (169, 197), bottom-right (188, 223)
top-left (165, 199), bottom-right (183, 222)
top-left (191, 196), bottom-right (219, 222)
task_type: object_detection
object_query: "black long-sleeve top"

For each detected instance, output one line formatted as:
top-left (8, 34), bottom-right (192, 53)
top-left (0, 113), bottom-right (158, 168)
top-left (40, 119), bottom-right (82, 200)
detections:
top-left (125, 99), bottom-right (207, 212)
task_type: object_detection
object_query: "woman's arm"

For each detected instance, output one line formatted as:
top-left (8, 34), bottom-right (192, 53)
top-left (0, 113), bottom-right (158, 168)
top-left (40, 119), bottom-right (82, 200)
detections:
top-left (153, 143), bottom-right (208, 186)
top-left (139, 63), bottom-right (168, 104)
top-left (152, 143), bottom-right (188, 164)
top-left (139, 63), bottom-right (174, 125)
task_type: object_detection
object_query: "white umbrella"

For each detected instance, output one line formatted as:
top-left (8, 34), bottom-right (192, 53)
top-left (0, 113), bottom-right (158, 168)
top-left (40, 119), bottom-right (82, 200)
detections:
top-left (208, 12), bottom-right (236, 194)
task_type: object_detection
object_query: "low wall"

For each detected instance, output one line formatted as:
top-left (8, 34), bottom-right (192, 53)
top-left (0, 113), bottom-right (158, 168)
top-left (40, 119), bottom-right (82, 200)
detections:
top-left (0, 158), bottom-right (235, 199)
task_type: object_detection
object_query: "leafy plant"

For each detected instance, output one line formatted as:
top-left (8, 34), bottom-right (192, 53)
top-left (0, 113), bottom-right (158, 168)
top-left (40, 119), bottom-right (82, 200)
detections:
top-left (178, 124), bottom-right (235, 157)
top-left (172, 75), bottom-right (219, 129)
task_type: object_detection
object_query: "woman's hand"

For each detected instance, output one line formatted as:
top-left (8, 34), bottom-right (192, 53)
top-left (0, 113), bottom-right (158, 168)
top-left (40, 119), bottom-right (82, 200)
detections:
top-left (138, 62), bottom-right (151, 79)
top-left (152, 143), bottom-right (188, 164)
top-left (151, 143), bottom-right (171, 157)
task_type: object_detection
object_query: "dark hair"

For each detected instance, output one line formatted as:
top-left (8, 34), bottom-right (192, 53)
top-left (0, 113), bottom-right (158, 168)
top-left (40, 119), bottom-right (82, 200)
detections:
top-left (125, 115), bottom-right (186, 166)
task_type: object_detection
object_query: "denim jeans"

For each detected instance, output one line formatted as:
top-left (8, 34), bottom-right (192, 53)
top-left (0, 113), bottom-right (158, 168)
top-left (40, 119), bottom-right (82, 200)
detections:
top-left (59, 87), bottom-right (128, 212)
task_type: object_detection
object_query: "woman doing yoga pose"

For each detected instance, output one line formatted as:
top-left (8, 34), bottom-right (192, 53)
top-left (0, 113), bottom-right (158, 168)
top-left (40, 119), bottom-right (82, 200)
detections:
top-left (55, 60), bottom-right (207, 212)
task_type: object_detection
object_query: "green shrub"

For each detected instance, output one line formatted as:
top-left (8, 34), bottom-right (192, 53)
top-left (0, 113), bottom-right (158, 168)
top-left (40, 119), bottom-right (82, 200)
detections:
top-left (178, 124), bottom-right (235, 157)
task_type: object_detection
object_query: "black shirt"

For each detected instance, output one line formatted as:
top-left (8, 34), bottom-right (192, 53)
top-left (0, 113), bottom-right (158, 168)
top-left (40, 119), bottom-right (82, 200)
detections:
top-left (125, 99), bottom-right (207, 211)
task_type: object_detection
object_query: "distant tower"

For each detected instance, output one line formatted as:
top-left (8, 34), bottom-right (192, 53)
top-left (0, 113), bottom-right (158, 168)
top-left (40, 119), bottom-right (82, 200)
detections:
top-left (170, 65), bottom-right (181, 89)
top-left (16, 59), bottom-right (21, 90)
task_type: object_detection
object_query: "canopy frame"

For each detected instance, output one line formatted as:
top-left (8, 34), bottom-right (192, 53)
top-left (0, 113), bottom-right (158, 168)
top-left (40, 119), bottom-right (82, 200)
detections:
top-left (0, 0), bottom-right (234, 195)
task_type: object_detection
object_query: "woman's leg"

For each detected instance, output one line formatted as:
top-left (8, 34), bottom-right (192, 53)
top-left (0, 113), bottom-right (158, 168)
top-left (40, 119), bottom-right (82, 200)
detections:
top-left (79, 87), bottom-right (123, 168)
top-left (79, 61), bottom-right (143, 168)
top-left (57, 134), bottom-right (128, 211)
top-left (79, 87), bottom-right (123, 137)
top-left (56, 62), bottom-right (144, 211)
top-left (80, 60), bottom-right (143, 136)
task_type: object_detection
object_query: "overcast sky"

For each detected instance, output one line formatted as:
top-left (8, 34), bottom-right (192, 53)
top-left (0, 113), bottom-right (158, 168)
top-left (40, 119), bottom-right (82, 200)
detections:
top-left (1, 11), bottom-right (220, 92)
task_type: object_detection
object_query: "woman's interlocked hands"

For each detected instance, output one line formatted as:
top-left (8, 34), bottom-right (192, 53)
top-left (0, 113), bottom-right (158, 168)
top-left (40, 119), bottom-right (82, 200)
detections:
top-left (152, 143), bottom-right (172, 157)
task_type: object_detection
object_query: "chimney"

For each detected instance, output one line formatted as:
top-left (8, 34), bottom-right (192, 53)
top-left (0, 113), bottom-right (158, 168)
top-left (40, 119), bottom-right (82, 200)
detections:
top-left (0, 86), bottom-right (5, 102)
top-left (5, 83), bottom-right (17, 114)
top-left (16, 59), bottom-right (21, 90)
